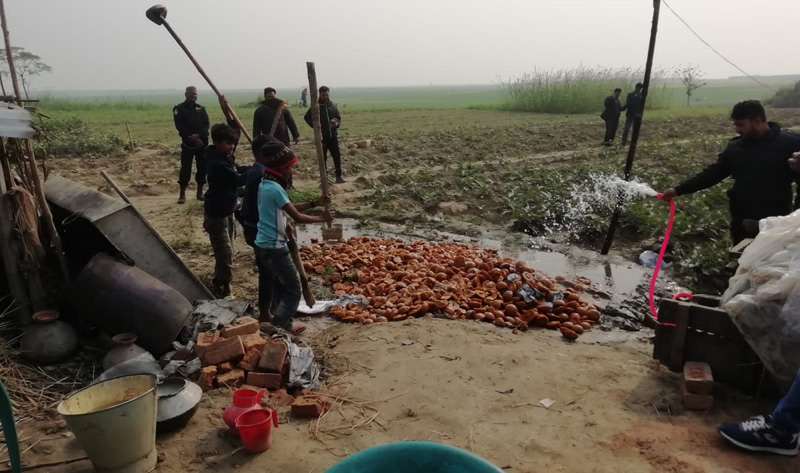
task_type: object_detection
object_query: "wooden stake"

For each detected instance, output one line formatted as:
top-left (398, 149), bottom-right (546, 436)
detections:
top-left (125, 122), bottom-right (134, 150)
top-left (306, 62), bottom-right (331, 229)
top-left (601, 0), bottom-right (662, 255)
top-left (0, 0), bottom-right (70, 283)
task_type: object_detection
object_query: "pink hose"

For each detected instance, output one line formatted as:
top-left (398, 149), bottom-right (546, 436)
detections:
top-left (648, 194), bottom-right (676, 320)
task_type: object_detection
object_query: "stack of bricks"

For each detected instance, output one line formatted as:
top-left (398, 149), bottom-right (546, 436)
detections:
top-left (682, 361), bottom-right (714, 410)
top-left (197, 316), bottom-right (279, 391)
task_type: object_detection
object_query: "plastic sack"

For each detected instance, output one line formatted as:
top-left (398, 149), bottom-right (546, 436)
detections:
top-left (721, 209), bottom-right (800, 392)
top-left (273, 335), bottom-right (320, 389)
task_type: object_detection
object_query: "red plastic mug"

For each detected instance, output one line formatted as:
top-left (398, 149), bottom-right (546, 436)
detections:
top-left (236, 408), bottom-right (279, 453)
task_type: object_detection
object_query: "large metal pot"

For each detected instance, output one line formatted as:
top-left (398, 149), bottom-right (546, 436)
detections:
top-left (69, 253), bottom-right (193, 356)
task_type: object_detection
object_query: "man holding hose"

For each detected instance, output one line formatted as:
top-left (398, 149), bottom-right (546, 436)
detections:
top-left (661, 100), bottom-right (800, 244)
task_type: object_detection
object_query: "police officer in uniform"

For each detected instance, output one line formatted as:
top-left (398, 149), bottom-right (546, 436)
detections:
top-left (173, 86), bottom-right (210, 204)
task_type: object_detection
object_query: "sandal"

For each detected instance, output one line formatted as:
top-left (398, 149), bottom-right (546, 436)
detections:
top-left (290, 324), bottom-right (307, 335)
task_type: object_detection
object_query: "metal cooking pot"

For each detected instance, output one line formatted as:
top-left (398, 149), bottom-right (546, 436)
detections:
top-left (156, 378), bottom-right (202, 433)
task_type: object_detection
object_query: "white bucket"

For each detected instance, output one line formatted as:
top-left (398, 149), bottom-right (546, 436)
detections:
top-left (58, 374), bottom-right (158, 473)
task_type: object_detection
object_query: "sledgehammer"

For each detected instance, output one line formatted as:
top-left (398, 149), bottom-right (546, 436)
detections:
top-left (145, 4), bottom-right (252, 144)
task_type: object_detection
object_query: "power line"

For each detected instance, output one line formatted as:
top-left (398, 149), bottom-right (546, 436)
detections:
top-left (662, 0), bottom-right (779, 93)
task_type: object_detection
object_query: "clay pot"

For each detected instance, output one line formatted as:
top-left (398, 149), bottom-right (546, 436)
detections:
top-left (20, 310), bottom-right (78, 364)
top-left (103, 333), bottom-right (148, 371)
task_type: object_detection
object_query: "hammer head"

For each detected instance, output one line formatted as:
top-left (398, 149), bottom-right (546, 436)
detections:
top-left (146, 5), bottom-right (168, 25)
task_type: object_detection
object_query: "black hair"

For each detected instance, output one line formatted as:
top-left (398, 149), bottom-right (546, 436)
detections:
top-left (210, 123), bottom-right (237, 143)
top-left (730, 100), bottom-right (766, 122)
top-left (263, 87), bottom-right (276, 96)
top-left (614, 88), bottom-right (622, 93)
top-left (319, 86), bottom-right (330, 93)
top-left (252, 134), bottom-right (271, 157)
top-left (635, 82), bottom-right (643, 89)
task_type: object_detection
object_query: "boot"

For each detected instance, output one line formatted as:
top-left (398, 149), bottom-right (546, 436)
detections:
top-left (196, 184), bottom-right (205, 201)
top-left (335, 174), bottom-right (345, 184)
top-left (178, 185), bottom-right (187, 204)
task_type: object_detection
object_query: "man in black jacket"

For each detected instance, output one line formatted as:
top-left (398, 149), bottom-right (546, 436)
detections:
top-left (304, 86), bottom-right (344, 183)
top-left (621, 83), bottom-right (643, 146)
top-left (253, 87), bottom-right (300, 146)
top-left (173, 86), bottom-right (210, 204)
top-left (601, 88), bottom-right (623, 146)
top-left (662, 100), bottom-right (800, 244)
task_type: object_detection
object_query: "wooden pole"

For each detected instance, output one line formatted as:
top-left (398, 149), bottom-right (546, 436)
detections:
top-left (125, 122), bottom-right (134, 150)
top-left (0, 0), bottom-right (71, 283)
top-left (601, 0), bottom-right (661, 255)
top-left (306, 62), bottom-right (332, 228)
top-left (0, 140), bottom-right (31, 323)
top-left (158, 19), bottom-right (252, 144)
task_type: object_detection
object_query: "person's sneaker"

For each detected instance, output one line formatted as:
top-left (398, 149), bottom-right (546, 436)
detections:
top-left (718, 415), bottom-right (799, 456)
top-left (335, 176), bottom-right (345, 184)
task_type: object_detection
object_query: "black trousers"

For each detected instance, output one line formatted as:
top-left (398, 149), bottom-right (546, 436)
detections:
top-left (621, 116), bottom-right (635, 144)
top-left (603, 117), bottom-right (619, 144)
top-left (323, 137), bottom-right (342, 177)
top-left (179, 144), bottom-right (206, 187)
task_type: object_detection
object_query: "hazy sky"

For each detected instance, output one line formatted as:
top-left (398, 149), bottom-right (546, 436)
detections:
top-left (6, 0), bottom-right (799, 92)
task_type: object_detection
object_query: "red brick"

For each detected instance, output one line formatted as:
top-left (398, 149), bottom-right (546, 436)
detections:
top-left (218, 362), bottom-right (234, 373)
top-left (258, 340), bottom-right (288, 373)
top-left (294, 388), bottom-right (313, 397)
top-left (238, 349), bottom-right (262, 372)
top-left (202, 335), bottom-right (245, 366)
top-left (268, 388), bottom-right (294, 408)
top-left (242, 333), bottom-right (267, 353)
top-left (247, 372), bottom-right (283, 390)
top-left (291, 396), bottom-right (325, 418)
top-left (199, 366), bottom-right (217, 392)
top-left (221, 317), bottom-right (260, 338)
top-left (218, 369), bottom-right (245, 388)
top-left (683, 362), bottom-right (714, 395)
top-left (171, 348), bottom-right (193, 362)
top-left (195, 330), bottom-right (220, 357)
top-left (682, 382), bottom-right (714, 410)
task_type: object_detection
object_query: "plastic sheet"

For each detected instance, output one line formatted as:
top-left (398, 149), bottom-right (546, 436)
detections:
top-left (273, 335), bottom-right (319, 389)
top-left (721, 210), bottom-right (800, 392)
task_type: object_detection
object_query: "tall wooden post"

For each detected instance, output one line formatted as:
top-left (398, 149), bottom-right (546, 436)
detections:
top-left (306, 62), bottom-right (332, 228)
top-left (601, 0), bottom-right (662, 255)
top-left (0, 0), bottom-right (71, 283)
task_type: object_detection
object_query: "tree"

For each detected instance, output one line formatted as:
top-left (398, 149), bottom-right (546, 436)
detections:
top-left (0, 47), bottom-right (52, 99)
top-left (678, 65), bottom-right (706, 107)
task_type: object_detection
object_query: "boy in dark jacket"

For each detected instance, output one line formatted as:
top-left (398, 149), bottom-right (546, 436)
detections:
top-left (203, 123), bottom-right (246, 297)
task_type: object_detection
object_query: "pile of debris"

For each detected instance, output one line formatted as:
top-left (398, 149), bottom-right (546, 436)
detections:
top-left (302, 237), bottom-right (602, 340)
top-left (195, 316), bottom-right (327, 418)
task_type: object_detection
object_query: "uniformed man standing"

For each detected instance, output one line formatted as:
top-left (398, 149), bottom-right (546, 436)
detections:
top-left (173, 86), bottom-right (210, 204)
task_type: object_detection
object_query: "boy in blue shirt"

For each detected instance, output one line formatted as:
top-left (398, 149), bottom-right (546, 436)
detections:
top-left (255, 143), bottom-right (333, 333)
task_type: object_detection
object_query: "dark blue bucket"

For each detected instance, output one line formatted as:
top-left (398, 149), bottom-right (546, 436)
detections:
top-left (323, 441), bottom-right (502, 473)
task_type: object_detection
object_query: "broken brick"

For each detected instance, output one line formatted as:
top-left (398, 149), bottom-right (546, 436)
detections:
top-left (218, 369), bottom-right (245, 389)
top-left (291, 395), bottom-right (325, 418)
top-left (171, 348), bottom-right (193, 362)
top-left (241, 332), bottom-right (267, 354)
top-left (221, 317), bottom-right (260, 338)
top-left (200, 366), bottom-right (217, 392)
top-left (268, 388), bottom-right (294, 408)
top-left (293, 388), bottom-right (313, 397)
top-left (195, 330), bottom-right (221, 357)
top-left (202, 335), bottom-right (245, 366)
top-left (218, 362), bottom-right (234, 373)
top-left (247, 372), bottom-right (283, 390)
top-left (258, 340), bottom-right (287, 373)
top-left (683, 362), bottom-right (714, 395)
top-left (238, 349), bottom-right (262, 372)
top-left (682, 382), bottom-right (714, 411)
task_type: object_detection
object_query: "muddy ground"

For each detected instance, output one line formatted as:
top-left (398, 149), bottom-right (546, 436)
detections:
top-left (8, 110), bottom-right (800, 472)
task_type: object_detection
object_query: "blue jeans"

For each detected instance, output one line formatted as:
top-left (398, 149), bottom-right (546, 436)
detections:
top-left (254, 246), bottom-right (301, 330)
top-left (773, 369), bottom-right (800, 433)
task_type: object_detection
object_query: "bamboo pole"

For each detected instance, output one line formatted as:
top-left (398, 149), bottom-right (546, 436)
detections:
top-left (0, 0), bottom-right (71, 283)
top-left (306, 62), bottom-right (332, 228)
top-left (601, 0), bottom-right (662, 255)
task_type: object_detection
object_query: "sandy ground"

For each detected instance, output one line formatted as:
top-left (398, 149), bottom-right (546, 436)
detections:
top-left (7, 148), bottom-right (797, 472)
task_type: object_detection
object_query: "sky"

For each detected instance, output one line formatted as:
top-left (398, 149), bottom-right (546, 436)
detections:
top-left (5, 0), bottom-right (799, 92)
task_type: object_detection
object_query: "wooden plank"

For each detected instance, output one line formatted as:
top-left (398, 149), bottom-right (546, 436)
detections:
top-left (669, 301), bottom-right (691, 371)
top-left (686, 306), bottom-right (745, 340)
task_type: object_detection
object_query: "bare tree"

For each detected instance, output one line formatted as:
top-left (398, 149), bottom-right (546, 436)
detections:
top-left (0, 47), bottom-right (52, 99)
top-left (678, 65), bottom-right (706, 107)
